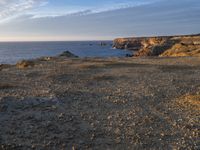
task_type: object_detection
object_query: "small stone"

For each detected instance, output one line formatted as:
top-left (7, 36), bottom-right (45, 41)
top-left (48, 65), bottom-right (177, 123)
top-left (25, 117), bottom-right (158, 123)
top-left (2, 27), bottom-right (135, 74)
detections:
top-left (107, 115), bottom-right (112, 120)
top-left (0, 104), bottom-right (8, 112)
top-left (161, 133), bottom-right (165, 137)
top-left (114, 128), bottom-right (121, 135)
top-left (115, 137), bottom-right (121, 144)
top-left (90, 123), bottom-right (95, 127)
top-left (32, 144), bottom-right (36, 149)
top-left (58, 113), bottom-right (64, 118)
top-left (91, 134), bottom-right (95, 140)
top-left (72, 146), bottom-right (76, 150)
top-left (52, 105), bottom-right (57, 109)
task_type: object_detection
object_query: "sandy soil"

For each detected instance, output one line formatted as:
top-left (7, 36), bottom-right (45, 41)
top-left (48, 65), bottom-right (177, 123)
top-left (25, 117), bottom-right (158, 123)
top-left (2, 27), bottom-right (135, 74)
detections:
top-left (0, 56), bottom-right (199, 149)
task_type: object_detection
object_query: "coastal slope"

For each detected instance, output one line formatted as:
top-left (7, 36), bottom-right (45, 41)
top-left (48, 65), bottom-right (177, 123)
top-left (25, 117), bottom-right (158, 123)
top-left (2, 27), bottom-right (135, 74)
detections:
top-left (113, 34), bottom-right (200, 57)
top-left (0, 56), bottom-right (199, 149)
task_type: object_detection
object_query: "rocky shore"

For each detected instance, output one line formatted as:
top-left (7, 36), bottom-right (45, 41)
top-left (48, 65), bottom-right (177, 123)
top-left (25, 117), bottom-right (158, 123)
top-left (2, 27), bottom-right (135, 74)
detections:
top-left (0, 51), bottom-right (199, 149)
top-left (113, 34), bottom-right (200, 57)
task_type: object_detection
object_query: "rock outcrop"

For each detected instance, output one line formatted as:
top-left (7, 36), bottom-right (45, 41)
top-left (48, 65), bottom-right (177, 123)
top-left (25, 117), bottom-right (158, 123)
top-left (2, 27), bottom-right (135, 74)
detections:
top-left (113, 34), bottom-right (200, 57)
top-left (59, 51), bottom-right (78, 58)
top-left (0, 64), bottom-right (11, 71)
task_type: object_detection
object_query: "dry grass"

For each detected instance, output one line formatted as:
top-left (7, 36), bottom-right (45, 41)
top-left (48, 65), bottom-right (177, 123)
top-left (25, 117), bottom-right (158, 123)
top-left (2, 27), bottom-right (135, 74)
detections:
top-left (16, 60), bottom-right (35, 69)
top-left (176, 93), bottom-right (200, 111)
top-left (161, 43), bottom-right (200, 57)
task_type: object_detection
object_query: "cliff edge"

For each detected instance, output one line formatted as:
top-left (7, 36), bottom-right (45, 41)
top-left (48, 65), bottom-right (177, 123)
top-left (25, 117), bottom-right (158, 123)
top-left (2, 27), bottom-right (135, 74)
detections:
top-left (113, 34), bottom-right (200, 57)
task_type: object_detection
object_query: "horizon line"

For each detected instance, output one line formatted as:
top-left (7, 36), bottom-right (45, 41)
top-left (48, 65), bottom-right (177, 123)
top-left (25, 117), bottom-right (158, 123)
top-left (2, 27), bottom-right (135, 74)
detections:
top-left (0, 39), bottom-right (114, 42)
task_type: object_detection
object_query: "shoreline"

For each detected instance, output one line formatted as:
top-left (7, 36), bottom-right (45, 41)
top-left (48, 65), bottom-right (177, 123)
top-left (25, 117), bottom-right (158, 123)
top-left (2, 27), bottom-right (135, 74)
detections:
top-left (1, 49), bottom-right (199, 66)
top-left (0, 40), bottom-right (134, 65)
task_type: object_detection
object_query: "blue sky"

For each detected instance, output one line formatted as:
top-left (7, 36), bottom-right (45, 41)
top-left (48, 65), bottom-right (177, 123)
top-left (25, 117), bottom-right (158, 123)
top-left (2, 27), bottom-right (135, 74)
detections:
top-left (0, 0), bottom-right (199, 41)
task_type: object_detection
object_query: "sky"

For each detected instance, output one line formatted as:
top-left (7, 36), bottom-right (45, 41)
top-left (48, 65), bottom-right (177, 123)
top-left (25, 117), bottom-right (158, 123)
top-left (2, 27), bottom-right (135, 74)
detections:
top-left (0, 0), bottom-right (199, 41)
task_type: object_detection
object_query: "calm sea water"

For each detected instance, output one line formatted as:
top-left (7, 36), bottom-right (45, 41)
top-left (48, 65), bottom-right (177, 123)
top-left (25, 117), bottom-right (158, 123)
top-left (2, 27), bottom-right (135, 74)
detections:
top-left (0, 41), bottom-right (131, 64)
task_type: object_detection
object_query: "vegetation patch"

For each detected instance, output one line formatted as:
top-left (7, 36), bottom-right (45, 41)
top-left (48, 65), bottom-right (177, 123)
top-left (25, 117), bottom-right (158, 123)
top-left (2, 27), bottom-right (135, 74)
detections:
top-left (73, 63), bottom-right (106, 69)
top-left (92, 74), bottom-right (115, 81)
top-left (0, 83), bottom-right (16, 89)
top-left (176, 93), bottom-right (200, 111)
top-left (159, 65), bottom-right (200, 72)
top-left (104, 62), bottom-right (150, 68)
top-left (16, 60), bottom-right (35, 69)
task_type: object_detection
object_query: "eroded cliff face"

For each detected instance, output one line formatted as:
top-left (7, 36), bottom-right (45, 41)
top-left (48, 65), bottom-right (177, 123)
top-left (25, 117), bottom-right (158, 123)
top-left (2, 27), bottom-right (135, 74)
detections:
top-left (161, 36), bottom-right (200, 57)
top-left (113, 35), bottom-right (200, 57)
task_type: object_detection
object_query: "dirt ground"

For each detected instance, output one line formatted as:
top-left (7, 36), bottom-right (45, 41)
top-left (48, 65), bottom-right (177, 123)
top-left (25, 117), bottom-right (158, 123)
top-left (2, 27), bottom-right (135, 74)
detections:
top-left (0, 56), bottom-right (199, 149)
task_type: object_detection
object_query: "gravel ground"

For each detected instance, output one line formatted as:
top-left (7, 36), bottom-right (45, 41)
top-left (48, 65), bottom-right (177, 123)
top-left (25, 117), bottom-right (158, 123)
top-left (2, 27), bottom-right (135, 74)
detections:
top-left (0, 56), bottom-right (199, 149)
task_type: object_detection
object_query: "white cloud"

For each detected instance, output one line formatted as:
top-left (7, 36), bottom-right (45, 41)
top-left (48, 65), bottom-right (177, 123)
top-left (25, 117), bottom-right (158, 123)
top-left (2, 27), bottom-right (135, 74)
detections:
top-left (0, 0), bottom-right (160, 21)
top-left (0, 0), bottom-right (46, 21)
top-left (30, 0), bottom-right (160, 19)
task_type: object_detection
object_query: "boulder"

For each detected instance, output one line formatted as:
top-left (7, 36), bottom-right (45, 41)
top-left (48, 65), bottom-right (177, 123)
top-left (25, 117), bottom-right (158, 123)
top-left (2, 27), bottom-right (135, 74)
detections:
top-left (59, 51), bottom-right (78, 58)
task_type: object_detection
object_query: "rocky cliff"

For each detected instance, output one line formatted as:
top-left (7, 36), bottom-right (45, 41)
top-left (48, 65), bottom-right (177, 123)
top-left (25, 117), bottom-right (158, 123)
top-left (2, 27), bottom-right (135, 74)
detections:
top-left (113, 34), bottom-right (200, 57)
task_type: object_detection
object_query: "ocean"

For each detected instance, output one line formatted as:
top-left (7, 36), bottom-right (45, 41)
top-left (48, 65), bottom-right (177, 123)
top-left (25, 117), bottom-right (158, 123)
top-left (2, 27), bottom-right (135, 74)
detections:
top-left (0, 41), bottom-right (131, 64)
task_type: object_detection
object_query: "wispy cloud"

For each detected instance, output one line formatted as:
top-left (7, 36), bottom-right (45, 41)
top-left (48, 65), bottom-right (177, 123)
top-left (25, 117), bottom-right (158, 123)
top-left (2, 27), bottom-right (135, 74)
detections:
top-left (31, 0), bottom-right (159, 18)
top-left (0, 0), bottom-right (47, 21)
top-left (0, 0), bottom-right (160, 20)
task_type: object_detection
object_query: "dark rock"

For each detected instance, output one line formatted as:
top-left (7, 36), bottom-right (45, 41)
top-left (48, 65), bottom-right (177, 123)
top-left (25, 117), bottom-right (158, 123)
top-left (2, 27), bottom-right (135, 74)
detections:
top-left (126, 54), bottom-right (133, 57)
top-left (0, 104), bottom-right (8, 112)
top-left (100, 42), bottom-right (107, 46)
top-left (59, 51), bottom-right (78, 58)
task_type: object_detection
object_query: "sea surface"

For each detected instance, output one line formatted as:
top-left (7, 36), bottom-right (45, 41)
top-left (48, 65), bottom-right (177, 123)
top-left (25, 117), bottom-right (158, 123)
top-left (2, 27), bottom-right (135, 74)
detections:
top-left (0, 41), bottom-right (131, 64)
